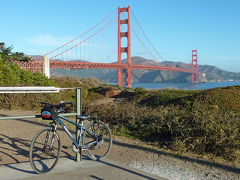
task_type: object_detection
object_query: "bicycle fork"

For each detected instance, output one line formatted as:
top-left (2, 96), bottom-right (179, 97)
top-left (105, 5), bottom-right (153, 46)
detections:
top-left (44, 122), bottom-right (58, 151)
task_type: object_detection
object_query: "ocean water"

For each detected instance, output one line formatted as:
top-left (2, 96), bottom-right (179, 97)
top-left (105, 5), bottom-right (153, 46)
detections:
top-left (131, 81), bottom-right (240, 90)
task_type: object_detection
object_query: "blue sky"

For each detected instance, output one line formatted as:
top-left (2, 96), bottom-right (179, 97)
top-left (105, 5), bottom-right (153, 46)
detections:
top-left (0, 0), bottom-right (240, 72)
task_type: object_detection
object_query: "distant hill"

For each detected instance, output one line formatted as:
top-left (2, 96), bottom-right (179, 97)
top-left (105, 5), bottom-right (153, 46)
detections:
top-left (50, 56), bottom-right (240, 83)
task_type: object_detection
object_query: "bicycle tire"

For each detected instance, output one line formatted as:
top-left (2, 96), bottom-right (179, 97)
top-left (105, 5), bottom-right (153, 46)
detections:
top-left (83, 121), bottom-right (112, 160)
top-left (29, 127), bottom-right (61, 174)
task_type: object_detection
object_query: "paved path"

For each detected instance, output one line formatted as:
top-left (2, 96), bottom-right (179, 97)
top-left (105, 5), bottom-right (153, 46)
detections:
top-left (0, 157), bottom-right (166, 180)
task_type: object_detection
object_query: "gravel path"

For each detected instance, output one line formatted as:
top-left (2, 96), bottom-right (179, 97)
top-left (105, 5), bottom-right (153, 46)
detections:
top-left (110, 137), bottom-right (240, 180)
top-left (129, 156), bottom-right (240, 180)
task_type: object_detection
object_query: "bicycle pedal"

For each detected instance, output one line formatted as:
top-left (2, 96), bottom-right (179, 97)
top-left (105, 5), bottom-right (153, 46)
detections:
top-left (72, 145), bottom-right (79, 153)
top-left (62, 145), bottom-right (71, 149)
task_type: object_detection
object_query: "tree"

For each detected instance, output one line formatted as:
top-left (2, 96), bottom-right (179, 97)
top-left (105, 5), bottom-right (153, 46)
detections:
top-left (0, 42), bottom-right (13, 57)
top-left (0, 42), bottom-right (30, 62)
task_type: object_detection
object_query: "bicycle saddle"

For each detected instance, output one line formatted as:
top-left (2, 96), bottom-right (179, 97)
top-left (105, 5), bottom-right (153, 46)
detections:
top-left (77, 115), bottom-right (90, 120)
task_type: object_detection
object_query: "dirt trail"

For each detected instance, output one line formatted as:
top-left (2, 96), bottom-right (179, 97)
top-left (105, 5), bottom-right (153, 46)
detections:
top-left (1, 110), bottom-right (240, 180)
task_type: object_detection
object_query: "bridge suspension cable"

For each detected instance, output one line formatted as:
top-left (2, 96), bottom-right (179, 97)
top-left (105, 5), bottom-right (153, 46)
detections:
top-left (121, 12), bottom-right (158, 61)
top-left (131, 26), bottom-right (158, 61)
top-left (49, 16), bottom-right (118, 60)
top-left (130, 9), bottom-right (166, 62)
top-left (44, 8), bottom-right (118, 58)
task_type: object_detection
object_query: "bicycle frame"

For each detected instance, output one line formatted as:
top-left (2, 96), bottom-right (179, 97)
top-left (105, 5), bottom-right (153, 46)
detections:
top-left (54, 115), bottom-right (98, 150)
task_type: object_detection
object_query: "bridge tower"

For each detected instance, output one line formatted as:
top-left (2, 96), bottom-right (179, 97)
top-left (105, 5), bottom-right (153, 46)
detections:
top-left (118, 6), bottom-right (131, 88)
top-left (192, 49), bottom-right (198, 83)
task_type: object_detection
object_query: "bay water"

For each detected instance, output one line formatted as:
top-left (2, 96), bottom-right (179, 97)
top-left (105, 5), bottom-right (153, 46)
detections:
top-left (131, 81), bottom-right (240, 90)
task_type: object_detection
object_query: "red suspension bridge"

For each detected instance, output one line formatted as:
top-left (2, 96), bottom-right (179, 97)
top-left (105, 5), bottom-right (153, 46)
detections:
top-left (18, 6), bottom-right (199, 88)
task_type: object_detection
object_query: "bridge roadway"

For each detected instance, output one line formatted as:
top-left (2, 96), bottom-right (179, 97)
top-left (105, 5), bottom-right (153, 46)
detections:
top-left (0, 157), bottom-right (165, 180)
top-left (50, 61), bottom-right (194, 73)
top-left (17, 60), bottom-right (195, 73)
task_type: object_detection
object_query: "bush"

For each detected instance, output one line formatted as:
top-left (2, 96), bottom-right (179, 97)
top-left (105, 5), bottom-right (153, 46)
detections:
top-left (134, 87), bottom-right (146, 92)
top-left (0, 58), bottom-right (55, 86)
top-left (84, 86), bottom-right (240, 161)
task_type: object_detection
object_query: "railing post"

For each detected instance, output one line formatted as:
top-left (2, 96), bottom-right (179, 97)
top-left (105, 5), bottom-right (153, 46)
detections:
top-left (76, 88), bottom-right (82, 161)
top-left (43, 55), bottom-right (50, 78)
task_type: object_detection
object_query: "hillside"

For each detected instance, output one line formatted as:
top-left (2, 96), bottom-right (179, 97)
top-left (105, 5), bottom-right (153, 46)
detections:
top-left (85, 85), bottom-right (240, 162)
top-left (51, 56), bottom-right (240, 83)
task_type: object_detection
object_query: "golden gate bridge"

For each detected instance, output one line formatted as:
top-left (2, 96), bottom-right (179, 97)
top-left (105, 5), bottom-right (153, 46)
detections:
top-left (18, 6), bottom-right (199, 88)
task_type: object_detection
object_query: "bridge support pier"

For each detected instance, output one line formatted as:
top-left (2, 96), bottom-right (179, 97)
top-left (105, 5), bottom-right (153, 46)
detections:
top-left (43, 55), bottom-right (50, 78)
top-left (118, 6), bottom-right (132, 88)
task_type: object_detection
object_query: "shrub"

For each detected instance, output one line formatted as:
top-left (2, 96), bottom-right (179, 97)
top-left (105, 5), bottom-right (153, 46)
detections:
top-left (84, 86), bottom-right (240, 161)
top-left (134, 87), bottom-right (146, 92)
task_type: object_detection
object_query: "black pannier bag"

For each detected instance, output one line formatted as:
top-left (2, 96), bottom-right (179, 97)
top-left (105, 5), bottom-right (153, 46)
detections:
top-left (41, 106), bottom-right (58, 120)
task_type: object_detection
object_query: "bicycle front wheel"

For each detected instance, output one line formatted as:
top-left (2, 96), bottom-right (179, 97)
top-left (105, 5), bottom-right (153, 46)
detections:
top-left (83, 121), bottom-right (112, 160)
top-left (29, 127), bottom-right (61, 174)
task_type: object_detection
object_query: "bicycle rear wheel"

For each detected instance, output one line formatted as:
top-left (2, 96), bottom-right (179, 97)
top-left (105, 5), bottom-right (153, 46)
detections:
top-left (83, 121), bottom-right (112, 160)
top-left (29, 127), bottom-right (61, 174)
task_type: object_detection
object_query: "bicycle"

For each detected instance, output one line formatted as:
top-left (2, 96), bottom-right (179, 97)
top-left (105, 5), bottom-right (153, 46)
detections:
top-left (29, 102), bottom-right (112, 174)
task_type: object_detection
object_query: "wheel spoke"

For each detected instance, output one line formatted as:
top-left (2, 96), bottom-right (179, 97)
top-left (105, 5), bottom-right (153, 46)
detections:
top-left (83, 121), bottom-right (112, 160)
top-left (29, 127), bottom-right (61, 174)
